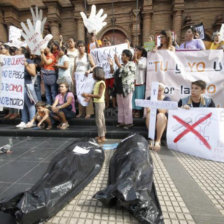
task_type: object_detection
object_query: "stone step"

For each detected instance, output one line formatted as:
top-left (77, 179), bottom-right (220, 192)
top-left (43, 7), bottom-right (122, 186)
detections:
top-left (0, 117), bottom-right (146, 127)
top-left (0, 124), bottom-right (148, 138)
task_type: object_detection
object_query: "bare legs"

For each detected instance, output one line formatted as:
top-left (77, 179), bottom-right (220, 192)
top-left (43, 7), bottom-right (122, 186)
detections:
top-left (146, 112), bottom-right (167, 151)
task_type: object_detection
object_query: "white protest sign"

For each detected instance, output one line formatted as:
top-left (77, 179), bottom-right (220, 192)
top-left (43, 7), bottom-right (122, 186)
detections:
top-left (75, 72), bottom-right (95, 106)
top-left (146, 50), bottom-right (224, 107)
top-left (91, 43), bottom-right (128, 79)
top-left (220, 24), bottom-right (224, 41)
top-left (9, 26), bottom-right (22, 42)
top-left (167, 108), bottom-right (224, 163)
top-left (194, 23), bottom-right (205, 39)
top-left (135, 82), bottom-right (178, 139)
top-left (80, 5), bottom-right (107, 35)
top-left (0, 55), bottom-right (25, 109)
top-left (30, 6), bottom-right (47, 34)
top-left (21, 19), bottom-right (53, 55)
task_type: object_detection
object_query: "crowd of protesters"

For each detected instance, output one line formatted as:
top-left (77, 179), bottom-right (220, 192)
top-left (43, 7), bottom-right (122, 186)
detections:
top-left (0, 26), bottom-right (223, 145)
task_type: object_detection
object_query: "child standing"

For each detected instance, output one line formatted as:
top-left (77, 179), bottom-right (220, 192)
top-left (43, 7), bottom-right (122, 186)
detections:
top-left (82, 67), bottom-right (106, 143)
top-left (26, 102), bottom-right (52, 130)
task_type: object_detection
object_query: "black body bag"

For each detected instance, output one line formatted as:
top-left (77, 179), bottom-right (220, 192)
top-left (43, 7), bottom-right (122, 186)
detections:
top-left (94, 134), bottom-right (164, 224)
top-left (0, 138), bottom-right (104, 224)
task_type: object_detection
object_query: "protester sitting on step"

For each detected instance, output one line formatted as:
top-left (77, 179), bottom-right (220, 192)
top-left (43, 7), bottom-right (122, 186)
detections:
top-left (146, 83), bottom-right (171, 151)
top-left (179, 26), bottom-right (206, 50)
top-left (51, 82), bottom-right (76, 130)
top-left (178, 80), bottom-right (215, 109)
top-left (82, 67), bottom-right (106, 144)
top-left (26, 102), bottom-right (52, 130)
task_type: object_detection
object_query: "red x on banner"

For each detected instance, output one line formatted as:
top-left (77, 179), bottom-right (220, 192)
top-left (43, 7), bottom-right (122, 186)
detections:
top-left (173, 112), bottom-right (212, 150)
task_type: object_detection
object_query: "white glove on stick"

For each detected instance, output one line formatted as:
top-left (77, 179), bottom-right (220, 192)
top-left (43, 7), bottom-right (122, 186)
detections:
top-left (80, 5), bottom-right (107, 35)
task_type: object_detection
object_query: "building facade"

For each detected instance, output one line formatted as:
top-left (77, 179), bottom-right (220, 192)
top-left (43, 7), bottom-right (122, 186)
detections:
top-left (0, 0), bottom-right (224, 46)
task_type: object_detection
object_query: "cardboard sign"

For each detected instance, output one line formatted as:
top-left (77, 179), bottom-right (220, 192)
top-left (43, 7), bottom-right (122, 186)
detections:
top-left (144, 41), bottom-right (155, 51)
top-left (90, 43), bottom-right (128, 79)
top-left (167, 108), bottom-right (224, 163)
top-left (220, 24), bottom-right (224, 41)
top-left (146, 50), bottom-right (224, 107)
top-left (9, 26), bottom-right (22, 42)
top-left (194, 23), bottom-right (205, 40)
top-left (75, 72), bottom-right (95, 106)
top-left (0, 55), bottom-right (25, 109)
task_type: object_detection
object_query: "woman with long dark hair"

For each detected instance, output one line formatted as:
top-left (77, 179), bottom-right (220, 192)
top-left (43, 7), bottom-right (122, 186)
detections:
top-left (16, 47), bottom-right (36, 129)
top-left (132, 46), bottom-right (147, 118)
top-left (73, 40), bottom-right (95, 119)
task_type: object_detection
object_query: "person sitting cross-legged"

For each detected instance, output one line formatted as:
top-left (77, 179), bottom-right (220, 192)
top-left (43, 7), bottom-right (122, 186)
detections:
top-left (145, 83), bottom-right (171, 151)
top-left (178, 80), bottom-right (215, 109)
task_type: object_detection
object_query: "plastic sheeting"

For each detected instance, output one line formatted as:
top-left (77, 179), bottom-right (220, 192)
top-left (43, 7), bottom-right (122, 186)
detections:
top-left (94, 134), bottom-right (164, 224)
top-left (0, 139), bottom-right (104, 224)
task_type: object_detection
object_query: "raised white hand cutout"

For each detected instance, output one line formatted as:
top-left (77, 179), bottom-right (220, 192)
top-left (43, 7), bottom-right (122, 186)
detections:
top-left (21, 19), bottom-right (52, 55)
top-left (80, 5), bottom-right (107, 34)
top-left (30, 6), bottom-right (47, 34)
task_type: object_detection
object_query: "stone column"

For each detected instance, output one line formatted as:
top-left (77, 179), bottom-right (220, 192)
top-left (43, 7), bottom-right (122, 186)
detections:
top-left (76, 18), bottom-right (85, 41)
top-left (173, 10), bottom-right (182, 43)
top-left (71, 0), bottom-right (85, 41)
top-left (0, 11), bottom-right (7, 42)
top-left (131, 9), bottom-right (141, 46)
top-left (49, 21), bottom-right (60, 41)
top-left (142, 12), bottom-right (152, 43)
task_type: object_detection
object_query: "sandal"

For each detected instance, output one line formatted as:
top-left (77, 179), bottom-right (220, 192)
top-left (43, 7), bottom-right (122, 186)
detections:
top-left (76, 113), bottom-right (83, 118)
top-left (152, 141), bottom-right (161, 152)
top-left (85, 115), bottom-right (91, 119)
top-left (57, 123), bottom-right (62, 129)
top-left (46, 125), bottom-right (52, 130)
top-left (100, 137), bottom-right (107, 143)
top-left (148, 140), bottom-right (154, 149)
top-left (60, 122), bottom-right (69, 130)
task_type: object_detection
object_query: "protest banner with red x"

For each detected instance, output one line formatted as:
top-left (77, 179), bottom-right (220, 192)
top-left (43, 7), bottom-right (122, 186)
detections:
top-left (172, 112), bottom-right (212, 150)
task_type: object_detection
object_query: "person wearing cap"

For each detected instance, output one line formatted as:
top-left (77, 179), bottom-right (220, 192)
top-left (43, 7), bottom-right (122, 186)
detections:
top-left (145, 83), bottom-right (171, 151)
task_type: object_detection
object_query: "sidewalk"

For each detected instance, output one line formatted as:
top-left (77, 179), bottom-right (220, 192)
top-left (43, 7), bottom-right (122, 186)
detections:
top-left (0, 137), bottom-right (223, 224)
top-left (46, 141), bottom-right (224, 224)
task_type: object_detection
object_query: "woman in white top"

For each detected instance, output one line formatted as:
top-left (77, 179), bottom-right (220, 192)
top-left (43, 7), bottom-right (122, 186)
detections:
top-left (67, 38), bottom-right (79, 91)
top-left (73, 40), bottom-right (95, 119)
top-left (55, 47), bottom-right (73, 91)
top-left (132, 46), bottom-right (147, 118)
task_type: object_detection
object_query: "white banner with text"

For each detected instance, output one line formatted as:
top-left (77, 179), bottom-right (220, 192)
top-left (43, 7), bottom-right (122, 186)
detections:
top-left (75, 72), bottom-right (95, 106)
top-left (0, 55), bottom-right (25, 109)
top-left (90, 43), bottom-right (128, 79)
top-left (146, 50), bottom-right (224, 107)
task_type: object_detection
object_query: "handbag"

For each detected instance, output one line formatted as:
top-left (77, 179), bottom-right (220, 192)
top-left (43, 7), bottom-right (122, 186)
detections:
top-left (42, 69), bottom-right (56, 85)
top-left (26, 83), bottom-right (38, 104)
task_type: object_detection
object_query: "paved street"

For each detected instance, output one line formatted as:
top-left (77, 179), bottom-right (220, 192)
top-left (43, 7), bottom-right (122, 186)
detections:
top-left (46, 140), bottom-right (224, 224)
top-left (0, 137), bottom-right (223, 224)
